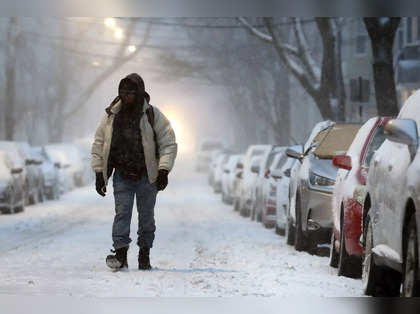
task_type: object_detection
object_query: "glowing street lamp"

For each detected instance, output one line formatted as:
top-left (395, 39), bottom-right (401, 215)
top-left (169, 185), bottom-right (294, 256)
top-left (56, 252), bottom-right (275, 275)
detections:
top-left (127, 45), bottom-right (136, 53)
top-left (104, 18), bottom-right (116, 29)
top-left (114, 27), bottom-right (124, 39)
top-left (92, 60), bottom-right (100, 67)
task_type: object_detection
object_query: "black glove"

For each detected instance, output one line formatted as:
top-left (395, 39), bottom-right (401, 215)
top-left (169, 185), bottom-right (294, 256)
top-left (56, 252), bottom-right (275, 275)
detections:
top-left (156, 169), bottom-right (169, 191)
top-left (95, 172), bottom-right (106, 197)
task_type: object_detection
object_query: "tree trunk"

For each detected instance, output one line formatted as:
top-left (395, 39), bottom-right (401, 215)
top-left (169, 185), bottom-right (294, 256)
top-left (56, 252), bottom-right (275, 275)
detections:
top-left (364, 18), bottom-right (400, 116)
top-left (4, 17), bottom-right (18, 140)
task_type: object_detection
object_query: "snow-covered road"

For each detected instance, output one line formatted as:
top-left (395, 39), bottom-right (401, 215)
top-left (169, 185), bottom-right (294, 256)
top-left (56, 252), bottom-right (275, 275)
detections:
top-left (0, 156), bottom-right (363, 296)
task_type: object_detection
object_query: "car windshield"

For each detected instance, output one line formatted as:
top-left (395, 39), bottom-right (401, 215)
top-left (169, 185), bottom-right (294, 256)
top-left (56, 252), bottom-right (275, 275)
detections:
top-left (313, 124), bottom-right (361, 159)
top-left (362, 125), bottom-right (386, 167)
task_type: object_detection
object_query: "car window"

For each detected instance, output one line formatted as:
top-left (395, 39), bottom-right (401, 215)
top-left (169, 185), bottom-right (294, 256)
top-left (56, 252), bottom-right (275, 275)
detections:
top-left (362, 125), bottom-right (386, 168)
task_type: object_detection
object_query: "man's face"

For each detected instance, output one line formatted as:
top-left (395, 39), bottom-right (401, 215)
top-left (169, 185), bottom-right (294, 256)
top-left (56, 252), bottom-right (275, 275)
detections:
top-left (120, 88), bottom-right (137, 104)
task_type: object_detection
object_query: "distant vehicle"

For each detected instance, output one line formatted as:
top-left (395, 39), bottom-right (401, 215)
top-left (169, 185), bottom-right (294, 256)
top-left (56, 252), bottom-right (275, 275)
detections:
top-left (0, 151), bottom-right (25, 214)
top-left (236, 145), bottom-right (272, 217)
top-left (32, 147), bottom-right (61, 200)
top-left (254, 146), bottom-right (285, 222)
top-left (43, 144), bottom-right (86, 190)
top-left (286, 122), bottom-right (360, 252)
top-left (259, 149), bottom-right (288, 228)
top-left (330, 117), bottom-right (390, 279)
top-left (221, 154), bottom-right (243, 205)
top-left (208, 149), bottom-right (223, 187)
top-left (362, 90), bottom-right (420, 297)
top-left (195, 139), bottom-right (224, 172)
top-left (213, 153), bottom-right (230, 193)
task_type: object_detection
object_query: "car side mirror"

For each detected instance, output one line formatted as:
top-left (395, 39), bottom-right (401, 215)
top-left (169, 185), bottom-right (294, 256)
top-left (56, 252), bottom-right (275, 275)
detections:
top-left (332, 155), bottom-right (352, 170)
top-left (385, 119), bottom-right (419, 160)
top-left (283, 168), bottom-right (291, 178)
top-left (286, 148), bottom-right (304, 162)
top-left (11, 168), bottom-right (23, 174)
top-left (25, 159), bottom-right (32, 166)
top-left (54, 162), bottom-right (61, 168)
top-left (236, 171), bottom-right (243, 179)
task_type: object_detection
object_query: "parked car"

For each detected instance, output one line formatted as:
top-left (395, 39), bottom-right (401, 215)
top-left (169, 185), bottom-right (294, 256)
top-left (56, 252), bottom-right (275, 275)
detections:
top-left (254, 146), bottom-right (285, 222)
top-left (329, 117), bottom-right (390, 279)
top-left (221, 154), bottom-right (243, 205)
top-left (196, 139), bottom-right (224, 172)
top-left (232, 159), bottom-right (245, 212)
top-left (260, 149), bottom-right (289, 229)
top-left (32, 147), bottom-right (61, 200)
top-left (208, 149), bottom-right (223, 187)
top-left (213, 153), bottom-right (230, 193)
top-left (362, 90), bottom-right (420, 297)
top-left (0, 151), bottom-right (25, 214)
top-left (43, 144), bottom-right (86, 190)
top-left (237, 145), bottom-right (272, 217)
top-left (286, 123), bottom-right (360, 252)
top-left (0, 141), bottom-right (35, 206)
top-left (285, 121), bottom-right (335, 246)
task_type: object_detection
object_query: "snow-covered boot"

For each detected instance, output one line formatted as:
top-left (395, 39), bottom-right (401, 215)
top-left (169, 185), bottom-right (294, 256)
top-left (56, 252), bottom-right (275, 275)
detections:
top-left (138, 247), bottom-right (152, 270)
top-left (106, 246), bottom-right (128, 270)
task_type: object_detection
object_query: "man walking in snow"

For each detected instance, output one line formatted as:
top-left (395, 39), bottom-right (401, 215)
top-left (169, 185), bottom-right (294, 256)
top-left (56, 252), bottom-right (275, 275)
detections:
top-left (91, 73), bottom-right (177, 271)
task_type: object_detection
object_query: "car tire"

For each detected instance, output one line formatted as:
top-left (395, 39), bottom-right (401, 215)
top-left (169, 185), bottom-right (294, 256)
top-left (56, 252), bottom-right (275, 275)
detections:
top-left (329, 231), bottom-right (339, 268)
top-left (14, 205), bottom-right (24, 213)
top-left (294, 194), bottom-right (309, 252)
top-left (402, 214), bottom-right (420, 297)
top-left (233, 199), bottom-right (239, 212)
top-left (362, 214), bottom-right (401, 296)
top-left (338, 216), bottom-right (362, 278)
top-left (250, 202), bottom-right (256, 221)
top-left (286, 217), bottom-right (295, 246)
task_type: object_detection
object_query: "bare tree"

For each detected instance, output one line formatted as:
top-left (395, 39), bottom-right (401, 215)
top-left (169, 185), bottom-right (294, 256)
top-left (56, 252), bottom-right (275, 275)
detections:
top-left (364, 17), bottom-right (400, 116)
top-left (239, 17), bottom-right (346, 122)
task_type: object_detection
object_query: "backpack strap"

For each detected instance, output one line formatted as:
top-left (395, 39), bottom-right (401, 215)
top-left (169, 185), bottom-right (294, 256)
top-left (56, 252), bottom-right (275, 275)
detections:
top-left (146, 105), bottom-right (159, 159)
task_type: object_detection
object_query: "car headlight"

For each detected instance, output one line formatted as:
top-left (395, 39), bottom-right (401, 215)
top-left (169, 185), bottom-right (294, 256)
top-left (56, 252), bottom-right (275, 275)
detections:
top-left (309, 170), bottom-right (335, 187)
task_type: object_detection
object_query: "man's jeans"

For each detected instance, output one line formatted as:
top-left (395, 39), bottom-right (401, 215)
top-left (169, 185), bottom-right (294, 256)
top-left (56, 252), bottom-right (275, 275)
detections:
top-left (112, 169), bottom-right (157, 250)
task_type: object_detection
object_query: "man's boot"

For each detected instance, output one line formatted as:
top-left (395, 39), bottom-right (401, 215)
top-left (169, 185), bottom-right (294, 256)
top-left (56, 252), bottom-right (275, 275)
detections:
top-left (106, 246), bottom-right (128, 270)
top-left (138, 247), bottom-right (152, 270)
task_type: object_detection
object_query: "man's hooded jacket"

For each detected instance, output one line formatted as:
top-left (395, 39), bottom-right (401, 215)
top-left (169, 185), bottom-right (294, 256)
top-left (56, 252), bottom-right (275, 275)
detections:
top-left (91, 73), bottom-right (177, 186)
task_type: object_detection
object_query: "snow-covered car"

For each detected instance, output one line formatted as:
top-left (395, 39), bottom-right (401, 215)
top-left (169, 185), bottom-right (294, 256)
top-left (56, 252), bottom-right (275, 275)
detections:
top-left (0, 141), bottom-right (36, 206)
top-left (254, 146), bottom-right (285, 222)
top-left (329, 117), bottom-right (390, 278)
top-left (213, 153), bottom-right (230, 194)
top-left (273, 156), bottom-right (297, 235)
top-left (16, 142), bottom-right (46, 203)
top-left (232, 159), bottom-right (245, 212)
top-left (0, 151), bottom-right (25, 214)
top-left (237, 145), bottom-right (272, 217)
top-left (362, 91), bottom-right (420, 297)
top-left (259, 149), bottom-right (288, 228)
top-left (286, 123), bottom-right (360, 252)
top-left (32, 147), bottom-right (61, 200)
top-left (208, 149), bottom-right (223, 187)
top-left (195, 139), bottom-right (224, 172)
top-left (43, 144), bottom-right (86, 191)
top-left (221, 154), bottom-right (243, 205)
top-left (285, 121), bottom-right (335, 246)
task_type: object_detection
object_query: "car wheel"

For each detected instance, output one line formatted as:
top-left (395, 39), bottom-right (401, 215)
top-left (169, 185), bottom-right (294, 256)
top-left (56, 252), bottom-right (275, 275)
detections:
top-left (251, 202), bottom-right (256, 221)
top-left (275, 224), bottom-right (285, 236)
top-left (362, 215), bottom-right (401, 296)
top-left (14, 205), bottom-right (24, 213)
top-left (38, 188), bottom-right (44, 203)
top-left (338, 216), bottom-right (362, 278)
top-left (294, 194), bottom-right (309, 252)
top-left (286, 217), bottom-right (295, 246)
top-left (233, 198), bottom-right (239, 212)
top-left (402, 215), bottom-right (420, 297)
top-left (257, 207), bottom-right (262, 223)
top-left (329, 231), bottom-right (339, 268)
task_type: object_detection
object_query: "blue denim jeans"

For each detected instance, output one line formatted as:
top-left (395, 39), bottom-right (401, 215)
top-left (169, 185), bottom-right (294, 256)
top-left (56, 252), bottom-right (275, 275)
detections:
top-left (112, 169), bottom-right (158, 250)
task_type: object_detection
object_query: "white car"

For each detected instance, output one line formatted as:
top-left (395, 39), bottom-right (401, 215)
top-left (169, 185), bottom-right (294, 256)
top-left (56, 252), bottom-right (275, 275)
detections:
top-left (33, 147), bottom-right (61, 200)
top-left (213, 153), bottom-right (230, 194)
top-left (362, 90), bottom-right (420, 297)
top-left (195, 139), bottom-right (224, 172)
top-left (221, 154), bottom-right (243, 205)
top-left (237, 145), bottom-right (272, 217)
top-left (0, 151), bottom-right (25, 214)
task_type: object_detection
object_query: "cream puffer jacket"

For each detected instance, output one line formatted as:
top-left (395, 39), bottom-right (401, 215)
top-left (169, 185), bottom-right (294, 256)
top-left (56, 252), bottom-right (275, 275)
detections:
top-left (91, 98), bottom-right (177, 186)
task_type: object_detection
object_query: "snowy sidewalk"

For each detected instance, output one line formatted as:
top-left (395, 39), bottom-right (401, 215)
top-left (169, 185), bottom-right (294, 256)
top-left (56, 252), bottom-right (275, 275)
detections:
top-left (0, 156), bottom-right (363, 296)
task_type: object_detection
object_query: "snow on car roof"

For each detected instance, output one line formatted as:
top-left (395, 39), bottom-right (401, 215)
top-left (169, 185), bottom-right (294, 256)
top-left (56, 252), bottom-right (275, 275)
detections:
top-left (0, 151), bottom-right (13, 181)
top-left (314, 124), bottom-right (361, 159)
top-left (0, 141), bottom-right (25, 167)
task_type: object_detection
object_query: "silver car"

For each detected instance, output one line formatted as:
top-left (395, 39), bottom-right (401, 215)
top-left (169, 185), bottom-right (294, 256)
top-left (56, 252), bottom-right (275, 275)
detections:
top-left (362, 90), bottom-right (420, 297)
top-left (286, 123), bottom-right (360, 252)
